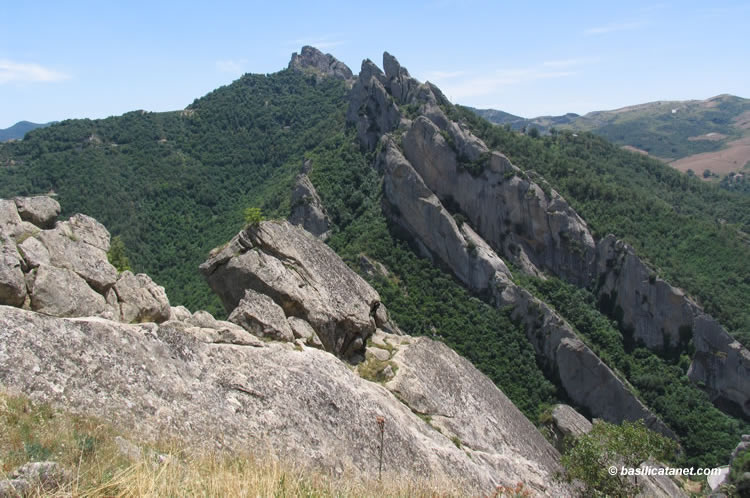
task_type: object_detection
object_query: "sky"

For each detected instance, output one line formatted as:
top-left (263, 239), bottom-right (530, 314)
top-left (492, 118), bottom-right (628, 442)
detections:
top-left (1, 0), bottom-right (749, 128)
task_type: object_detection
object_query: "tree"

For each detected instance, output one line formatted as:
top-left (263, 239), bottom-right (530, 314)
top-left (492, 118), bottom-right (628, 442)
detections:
top-left (107, 235), bottom-right (131, 273)
top-left (560, 420), bottom-right (677, 497)
top-left (243, 207), bottom-right (264, 226)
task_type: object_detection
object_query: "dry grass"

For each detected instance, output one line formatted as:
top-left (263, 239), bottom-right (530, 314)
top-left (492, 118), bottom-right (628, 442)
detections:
top-left (0, 391), bottom-right (465, 497)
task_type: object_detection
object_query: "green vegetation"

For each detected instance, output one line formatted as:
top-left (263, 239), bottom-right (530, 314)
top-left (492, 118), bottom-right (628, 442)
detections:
top-left (472, 95), bottom-right (750, 160)
top-left (560, 420), bottom-right (677, 498)
top-left (243, 207), bottom-right (264, 226)
top-left (451, 105), bottom-right (750, 347)
top-left (0, 70), bottom-right (348, 316)
top-left (107, 235), bottom-right (131, 273)
top-left (307, 131), bottom-right (557, 421)
top-left (517, 274), bottom-right (750, 467)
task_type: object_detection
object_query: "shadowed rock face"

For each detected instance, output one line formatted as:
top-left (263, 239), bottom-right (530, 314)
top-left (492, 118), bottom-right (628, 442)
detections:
top-left (597, 235), bottom-right (750, 418)
top-left (288, 46), bottom-right (353, 81)
top-left (200, 221), bottom-right (382, 359)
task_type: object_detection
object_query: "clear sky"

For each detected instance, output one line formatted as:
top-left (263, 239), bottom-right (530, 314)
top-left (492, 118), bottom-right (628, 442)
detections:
top-left (1, 0), bottom-right (749, 128)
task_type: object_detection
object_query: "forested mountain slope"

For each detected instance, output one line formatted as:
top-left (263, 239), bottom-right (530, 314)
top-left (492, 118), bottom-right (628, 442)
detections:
top-left (1, 48), bottom-right (749, 468)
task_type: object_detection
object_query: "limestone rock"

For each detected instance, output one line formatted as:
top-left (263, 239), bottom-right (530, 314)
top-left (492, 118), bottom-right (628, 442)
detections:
top-left (37, 219), bottom-right (117, 292)
top-left (288, 173), bottom-right (330, 240)
top-left (0, 237), bottom-right (26, 306)
top-left (200, 221), bottom-right (381, 359)
top-left (229, 289), bottom-right (295, 342)
top-left (13, 196), bottom-right (61, 228)
top-left (169, 305), bottom-right (192, 322)
top-left (27, 264), bottom-right (108, 317)
top-left (288, 46), bottom-right (353, 81)
top-left (0, 305), bottom-right (573, 495)
top-left (113, 271), bottom-right (171, 323)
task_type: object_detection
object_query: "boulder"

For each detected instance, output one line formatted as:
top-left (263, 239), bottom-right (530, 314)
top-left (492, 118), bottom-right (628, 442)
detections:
top-left (17, 236), bottom-right (50, 269)
top-left (27, 264), bottom-right (108, 317)
top-left (169, 305), bottom-right (192, 322)
top-left (0, 237), bottom-right (26, 307)
top-left (113, 271), bottom-right (171, 323)
top-left (288, 46), bottom-right (353, 81)
top-left (545, 404), bottom-right (592, 452)
top-left (37, 219), bottom-right (118, 292)
top-left (0, 199), bottom-right (23, 239)
top-left (13, 196), bottom-right (61, 228)
top-left (200, 221), bottom-right (381, 359)
top-left (228, 288), bottom-right (295, 342)
top-left (287, 316), bottom-right (323, 347)
top-left (288, 173), bottom-right (330, 240)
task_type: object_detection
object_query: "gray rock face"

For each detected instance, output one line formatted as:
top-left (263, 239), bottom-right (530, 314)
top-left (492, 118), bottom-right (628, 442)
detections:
top-left (288, 46), bottom-right (353, 81)
top-left (37, 218), bottom-right (117, 292)
top-left (402, 115), bottom-right (596, 286)
top-left (545, 404), bottom-right (592, 452)
top-left (229, 289), bottom-right (295, 342)
top-left (0, 237), bottom-right (26, 307)
top-left (385, 336), bottom-right (569, 495)
top-left (0, 197), bottom-right (172, 326)
top-left (597, 235), bottom-right (750, 417)
top-left (374, 127), bottom-right (670, 436)
top-left (200, 221), bottom-right (381, 359)
top-left (13, 196), bottom-right (60, 228)
top-left (0, 305), bottom-right (572, 495)
top-left (346, 59), bottom-right (402, 150)
top-left (0, 199), bottom-right (23, 239)
top-left (288, 173), bottom-right (330, 240)
top-left (113, 271), bottom-right (171, 323)
top-left (378, 137), bottom-right (511, 295)
top-left (27, 264), bottom-right (109, 317)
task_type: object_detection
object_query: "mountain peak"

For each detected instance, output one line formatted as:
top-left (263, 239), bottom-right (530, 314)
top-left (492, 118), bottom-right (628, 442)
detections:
top-left (288, 46), bottom-right (353, 81)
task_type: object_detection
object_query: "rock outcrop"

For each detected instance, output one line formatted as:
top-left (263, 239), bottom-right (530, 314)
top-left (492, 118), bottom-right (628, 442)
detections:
top-left (348, 51), bottom-right (750, 422)
top-left (368, 81), bottom-right (671, 435)
top-left (200, 221), bottom-right (384, 359)
top-left (0, 200), bottom-right (577, 494)
top-left (597, 235), bottom-right (750, 417)
top-left (544, 404), bottom-right (593, 452)
top-left (288, 170), bottom-right (330, 240)
top-left (0, 196), bottom-right (171, 324)
top-left (288, 45), bottom-right (353, 82)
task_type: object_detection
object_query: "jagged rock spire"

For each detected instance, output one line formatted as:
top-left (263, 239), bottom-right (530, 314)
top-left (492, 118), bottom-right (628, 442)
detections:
top-left (288, 46), bottom-right (353, 81)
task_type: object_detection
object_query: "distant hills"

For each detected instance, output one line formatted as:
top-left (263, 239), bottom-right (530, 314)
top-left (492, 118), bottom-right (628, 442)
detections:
top-left (0, 121), bottom-right (53, 142)
top-left (470, 94), bottom-right (750, 177)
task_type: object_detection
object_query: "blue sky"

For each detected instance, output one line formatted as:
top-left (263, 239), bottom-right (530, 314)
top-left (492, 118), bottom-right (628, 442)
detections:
top-left (1, 0), bottom-right (749, 128)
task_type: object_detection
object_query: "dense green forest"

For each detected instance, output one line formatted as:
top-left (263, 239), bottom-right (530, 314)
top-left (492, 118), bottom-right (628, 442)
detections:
top-left (0, 70), bottom-right (348, 315)
top-left (2, 67), bottom-right (748, 467)
top-left (448, 105), bottom-right (750, 348)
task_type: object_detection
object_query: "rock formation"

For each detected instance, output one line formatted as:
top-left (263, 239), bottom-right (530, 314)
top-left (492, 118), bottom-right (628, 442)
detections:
top-left (0, 197), bottom-right (576, 495)
top-left (0, 196), bottom-right (170, 324)
top-left (200, 220), bottom-right (389, 359)
top-left (288, 164), bottom-right (331, 240)
top-left (348, 51), bottom-right (750, 422)
top-left (597, 235), bottom-right (750, 417)
top-left (288, 45), bottom-right (353, 82)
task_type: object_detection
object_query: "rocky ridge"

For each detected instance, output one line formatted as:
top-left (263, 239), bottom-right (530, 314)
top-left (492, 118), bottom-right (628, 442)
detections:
top-left (0, 196), bottom-right (576, 494)
top-left (288, 45), bottom-right (353, 82)
top-left (347, 51), bottom-right (750, 420)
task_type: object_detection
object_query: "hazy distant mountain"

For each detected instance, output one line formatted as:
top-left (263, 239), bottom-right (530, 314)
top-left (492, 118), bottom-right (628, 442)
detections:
top-left (471, 94), bottom-right (750, 176)
top-left (0, 121), bottom-right (53, 142)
